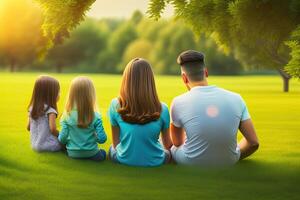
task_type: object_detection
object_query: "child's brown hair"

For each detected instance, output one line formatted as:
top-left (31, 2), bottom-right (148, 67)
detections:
top-left (28, 75), bottom-right (60, 120)
top-left (118, 58), bottom-right (161, 124)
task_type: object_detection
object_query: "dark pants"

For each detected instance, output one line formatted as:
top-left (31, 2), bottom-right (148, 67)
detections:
top-left (89, 149), bottom-right (106, 161)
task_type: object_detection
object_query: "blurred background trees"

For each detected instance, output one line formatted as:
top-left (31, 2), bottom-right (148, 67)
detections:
top-left (1, 0), bottom-right (299, 92)
top-left (0, 0), bottom-right (45, 72)
top-left (148, 0), bottom-right (300, 91)
top-left (0, 4), bottom-right (245, 76)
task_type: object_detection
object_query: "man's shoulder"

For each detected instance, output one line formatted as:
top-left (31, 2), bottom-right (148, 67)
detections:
top-left (171, 91), bottom-right (190, 105)
top-left (216, 87), bottom-right (242, 99)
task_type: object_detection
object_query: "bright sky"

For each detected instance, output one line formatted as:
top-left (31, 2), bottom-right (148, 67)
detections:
top-left (86, 0), bottom-right (173, 19)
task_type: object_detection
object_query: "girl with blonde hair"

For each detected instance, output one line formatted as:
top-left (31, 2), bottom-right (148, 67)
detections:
top-left (58, 76), bottom-right (107, 161)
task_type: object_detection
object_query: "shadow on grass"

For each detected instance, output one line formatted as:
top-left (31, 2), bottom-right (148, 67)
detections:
top-left (1, 151), bottom-right (299, 200)
top-left (0, 157), bottom-right (31, 174)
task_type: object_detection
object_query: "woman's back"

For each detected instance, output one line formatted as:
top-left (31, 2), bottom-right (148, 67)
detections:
top-left (109, 98), bottom-right (170, 166)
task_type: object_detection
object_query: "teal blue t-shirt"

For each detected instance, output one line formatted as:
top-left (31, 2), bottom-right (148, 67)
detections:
top-left (58, 110), bottom-right (107, 158)
top-left (108, 98), bottom-right (170, 167)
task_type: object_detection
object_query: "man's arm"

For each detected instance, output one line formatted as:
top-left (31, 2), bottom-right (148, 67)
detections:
top-left (170, 123), bottom-right (185, 147)
top-left (161, 128), bottom-right (173, 150)
top-left (238, 119), bottom-right (259, 160)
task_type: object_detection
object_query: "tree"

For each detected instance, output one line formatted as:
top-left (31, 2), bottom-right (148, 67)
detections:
top-left (107, 23), bottom-right (138, 72)
top-left (35, 0), bottom-right (95, 53)
top-left (0, 0), bottom-right (45, 72)
top-left (286, 26), bottom-right (300, 78)
top-left (137, 18), bottom-right (168, 42)
top-left (150, 20), bottom-right (197, 74)
top-left (198, 36), bottom-right (243, 75)
top-left (148, 0), bottom-right (300, 91)
top-left (46, 19), bottom-right (108, 73)
top-left (122, 39), bottom-right (153, 66)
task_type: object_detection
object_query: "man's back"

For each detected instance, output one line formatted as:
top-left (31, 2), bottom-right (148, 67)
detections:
top-left (171, 85), bottom-right (250, 166)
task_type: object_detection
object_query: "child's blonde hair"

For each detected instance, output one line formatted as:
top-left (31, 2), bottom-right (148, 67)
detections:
top-left (65, 76), bottom-right (97, 128)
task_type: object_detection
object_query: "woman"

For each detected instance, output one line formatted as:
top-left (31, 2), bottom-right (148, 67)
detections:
top-left (108, 58), bottom-right (172, 167)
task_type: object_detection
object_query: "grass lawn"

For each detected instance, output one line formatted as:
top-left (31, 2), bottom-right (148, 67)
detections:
top-left (0, 72), bottom-right (299, 200)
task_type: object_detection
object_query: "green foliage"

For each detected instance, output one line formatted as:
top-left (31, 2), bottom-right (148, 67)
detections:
top-left (137, 18), bottom-right (168, 41)
top-left (35, 0), bottom-right (95, 53)
top-left (286, 26), bottom-right (300, 78)
top-left (0, 10), bottom-right (243, 75)
top-left (45, 19), bottom-right (107, 72)
top-left (150, 21), bottom-right (197, 74)
top-left (130, 10), bottom-right (144, 25)
top-left (122, 39), bottom-right (153, 64)
top-left (147, 0), bottom-right (167, 20)
top-left (109, 23), bottom-right (138, 61)
top-left (148, 0), bottom-right (300, 78)
top-left (199, 36), bottom-right (243, 75)
top-left (107, 22), bottom-right (138, 72)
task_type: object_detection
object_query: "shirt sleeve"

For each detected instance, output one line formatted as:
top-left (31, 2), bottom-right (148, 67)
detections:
top-left (94, 113), bottom-right (107, 144)
top-left (108, 99), bottom-right (119, 127)
top-left (161, 103), bottom-right (170, 131)
top-left (45, 107), bottom-right (58, 117)
top-left (240, 96), bottom-right (251, 121)
top-left (58, 120), bottom-right (69, 145)
top-left (170, 99), bottom-right (182, 127)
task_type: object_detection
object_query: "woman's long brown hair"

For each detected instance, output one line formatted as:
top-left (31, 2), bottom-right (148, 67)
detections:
top-left (65, 76), bottom-right (97, 128)
top-left (28, 75), bottom-right (60, 120)
top-left (118, 58), bottom-right (161, 124)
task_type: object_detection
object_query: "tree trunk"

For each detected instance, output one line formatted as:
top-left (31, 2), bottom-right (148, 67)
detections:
top-left (277, 68), bottom-right (291, 92)
top-left (10, 58), bottom-right (16, 72)
top-left (56, 63), bottom-right (63, 73)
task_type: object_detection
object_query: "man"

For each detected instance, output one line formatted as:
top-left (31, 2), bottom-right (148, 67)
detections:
top-left (170, 50), bottom-right (259, 166)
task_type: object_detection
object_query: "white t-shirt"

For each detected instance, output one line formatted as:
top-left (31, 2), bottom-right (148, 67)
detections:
top-left (171, 85), bottom-right (250, 166)
top-left (29, 105), bottom-right (61, 152)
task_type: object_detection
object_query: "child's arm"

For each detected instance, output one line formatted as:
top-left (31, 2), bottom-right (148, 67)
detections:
top-left (111, 125), bottom-right (120, 148)
top-left (94, 115), bottom-right (107, 144)
top-left (27, 118), bottom-right (30, 131)
top-left (58, 120), bottom-right (69, 145)
top-left (48, 113), bottom-right (59, 137)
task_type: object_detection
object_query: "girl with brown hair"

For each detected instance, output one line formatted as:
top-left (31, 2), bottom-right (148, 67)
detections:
top-left (27, 75), bottom-right (62, 152)
top-left (58, 76), bottom-right (107, 161)
top-left (108, 58), bottom-right (172, 166)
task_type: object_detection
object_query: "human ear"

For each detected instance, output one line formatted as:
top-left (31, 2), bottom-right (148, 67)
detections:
top-left (205, 68), bottom-right (208, 78)
top-left (181, 72), bottom-right (189, 85)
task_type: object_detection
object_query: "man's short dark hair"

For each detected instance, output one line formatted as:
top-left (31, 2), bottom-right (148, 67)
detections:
top-left (177, 50), bottom-right (205, 82)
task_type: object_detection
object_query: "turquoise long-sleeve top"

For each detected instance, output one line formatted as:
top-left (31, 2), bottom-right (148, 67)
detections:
top-left (58, 110), bottom-right (107, 158)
